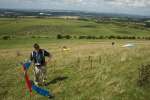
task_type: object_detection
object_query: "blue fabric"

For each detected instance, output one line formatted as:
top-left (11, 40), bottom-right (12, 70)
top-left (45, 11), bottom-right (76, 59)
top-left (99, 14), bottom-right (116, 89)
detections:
top-left (32, 85), bottom-right (51, 97)
top-left (23, 62), bottom-right (31, 70)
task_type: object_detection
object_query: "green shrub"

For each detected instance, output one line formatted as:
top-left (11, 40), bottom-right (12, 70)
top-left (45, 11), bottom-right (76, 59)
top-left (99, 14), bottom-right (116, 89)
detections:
top-left (57, 34), bottom-right (63, 39)
top-left (79, 35), bottom-right (87, 39)
top-left (65, 35), bottom-right (72, 39)
top-left (2, 36), bottom-right (11, 40)
top-left (145, 22), bottom-right (150, 27)
top-left (108, 35), bottom-right (115, 39)
top-left (98, 36), bottom-right (105, 39)
top-left (138, 64), bottom-right (150, 87)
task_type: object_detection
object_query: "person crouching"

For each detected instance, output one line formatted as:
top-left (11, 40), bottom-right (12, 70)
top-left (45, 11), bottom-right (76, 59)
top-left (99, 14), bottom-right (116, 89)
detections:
top-left (30, 43), bottom-right (52, 86)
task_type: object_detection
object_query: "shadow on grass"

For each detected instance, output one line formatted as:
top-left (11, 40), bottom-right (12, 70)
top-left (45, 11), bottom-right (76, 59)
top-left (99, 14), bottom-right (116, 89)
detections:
top-left (0, 90), bottom-right (8, 99)
top-left (45, 76), bottom-right (68, 86)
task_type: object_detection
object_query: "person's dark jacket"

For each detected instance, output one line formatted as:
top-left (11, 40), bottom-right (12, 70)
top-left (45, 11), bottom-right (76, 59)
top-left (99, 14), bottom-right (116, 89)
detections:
top-left (30, 49), bottom-right (51, 66)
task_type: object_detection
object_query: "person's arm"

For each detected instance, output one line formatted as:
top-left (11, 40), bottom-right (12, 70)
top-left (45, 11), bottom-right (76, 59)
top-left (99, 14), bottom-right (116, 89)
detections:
top-left (30, 53), bottom-right (34, 62)
top-left (44, 50), bottom-right (52, 63)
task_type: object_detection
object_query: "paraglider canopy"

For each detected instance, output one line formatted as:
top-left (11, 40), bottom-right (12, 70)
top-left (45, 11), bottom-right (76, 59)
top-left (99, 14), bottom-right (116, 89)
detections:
top-left (122, 43), bottom-right (135, 48)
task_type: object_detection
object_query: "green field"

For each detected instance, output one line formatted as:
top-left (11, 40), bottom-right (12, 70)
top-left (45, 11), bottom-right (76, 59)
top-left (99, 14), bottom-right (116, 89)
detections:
top-left (0, 18), bottom-right (150, 38)
top-left (0, 18), bottom-right (150, 100)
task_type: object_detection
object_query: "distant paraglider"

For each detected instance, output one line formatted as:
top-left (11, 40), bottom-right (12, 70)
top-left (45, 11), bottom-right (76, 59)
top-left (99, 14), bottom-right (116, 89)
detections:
top-left (122, 43), bottom-right (135, 48)
top-left (62, 46), bottom-right (70, 51)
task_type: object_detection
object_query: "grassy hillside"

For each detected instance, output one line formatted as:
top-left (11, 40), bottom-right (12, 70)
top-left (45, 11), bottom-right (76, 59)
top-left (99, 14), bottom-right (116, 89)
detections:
top-left (1, 39), bottom-right (150, 100)
top-left (0, 18), bottom-right (150, 100)
top-left (0, 18), bottom-right (150, 38)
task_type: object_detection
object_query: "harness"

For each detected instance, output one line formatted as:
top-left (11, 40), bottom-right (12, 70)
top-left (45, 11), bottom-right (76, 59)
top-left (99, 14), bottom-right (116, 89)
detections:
top-left (32, 50), bottom-right (45, 66)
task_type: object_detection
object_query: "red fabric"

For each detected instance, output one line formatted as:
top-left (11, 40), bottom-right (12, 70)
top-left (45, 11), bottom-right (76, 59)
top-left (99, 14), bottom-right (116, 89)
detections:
top-left (23, 65), bottom-right (32, 94)
top-left (25, 73), bottom-right (32, 93)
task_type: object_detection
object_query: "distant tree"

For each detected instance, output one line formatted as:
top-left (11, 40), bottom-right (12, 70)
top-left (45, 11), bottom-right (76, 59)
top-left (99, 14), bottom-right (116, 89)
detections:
top-left (65, 35), bottom-right (71, 39)
top-left (73, 36), bottom-right (77, 39)
top-left (108, 35), bottom-right (115, 39)
top-left (2, 35), bottom-right (11, 40)
top-left (57, 34), bottom-right (63, 39)
top-left (145, 21), bottom-right (150, 27)
top-left (137, 37), bottom-right (141, 40)
top-left (78, 18), bottom-right (90, 21)
top-left (116, 36), bottom-right (122, 39)
top-left (86, 35), bottom-right (92, 39)
top-left (98, 36), bottom-right (104, 39)
top-left (79, 35), bottom-right (87, 39)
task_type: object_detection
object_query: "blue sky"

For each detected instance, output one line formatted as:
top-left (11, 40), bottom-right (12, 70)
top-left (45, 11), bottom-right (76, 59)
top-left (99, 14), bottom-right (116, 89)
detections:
top-left (0, 0), bottom-right (150, 16)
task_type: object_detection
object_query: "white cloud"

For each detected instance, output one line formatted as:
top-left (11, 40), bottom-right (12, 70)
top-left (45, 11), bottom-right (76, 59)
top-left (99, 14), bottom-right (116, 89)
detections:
top-left (0, 0), bottom-right (149, 16)
top-left (12, 0), bottom-right (150, 8)
top-left (64, 0), bottom-right (83, 3)
top-left (106, 0), bottom-right (150, 8)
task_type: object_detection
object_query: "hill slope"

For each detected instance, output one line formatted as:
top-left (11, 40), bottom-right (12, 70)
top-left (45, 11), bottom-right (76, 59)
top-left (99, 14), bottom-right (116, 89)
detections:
top-left (0, 18), bottom-right (150, 38)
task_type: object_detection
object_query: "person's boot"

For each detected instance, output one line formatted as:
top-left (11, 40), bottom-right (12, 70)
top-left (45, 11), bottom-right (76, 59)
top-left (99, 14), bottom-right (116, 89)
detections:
top-left (43, 78), bottom-right (48, 86)
top-left (34, 81), bottom-right (39, 86)
top-left (48, 94), bottom-right (54, 99)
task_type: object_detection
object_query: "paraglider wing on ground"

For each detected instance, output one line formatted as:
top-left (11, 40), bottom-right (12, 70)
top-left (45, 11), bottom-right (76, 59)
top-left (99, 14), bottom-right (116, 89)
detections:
top-left (20, 61), bottom-right (53, 98)
top-left (32, 85), bottom-right (52, 97)
top-left (22, 62), bottom-right (32, 95)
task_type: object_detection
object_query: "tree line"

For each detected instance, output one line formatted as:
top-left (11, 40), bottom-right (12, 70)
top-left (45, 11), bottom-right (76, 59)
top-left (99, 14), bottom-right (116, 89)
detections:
top-left (57, 34), bottom-right (150, 40)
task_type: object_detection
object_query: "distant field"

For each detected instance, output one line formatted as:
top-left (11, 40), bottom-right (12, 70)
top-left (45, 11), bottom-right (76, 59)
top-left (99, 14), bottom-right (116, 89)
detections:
top-left (0, 18), bottom-right (150, 38)
top-left (0, 18), bottom-right (150, 100)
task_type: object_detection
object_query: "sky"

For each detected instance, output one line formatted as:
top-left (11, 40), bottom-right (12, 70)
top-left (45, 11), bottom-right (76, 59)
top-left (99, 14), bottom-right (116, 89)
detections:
top-left (0, 0), bottom-right (150, 16)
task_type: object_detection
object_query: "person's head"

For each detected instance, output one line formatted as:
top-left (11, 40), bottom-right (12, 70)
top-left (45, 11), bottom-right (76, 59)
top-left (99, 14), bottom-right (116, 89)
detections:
top-left (33, 43), bottom-right (40, 51)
